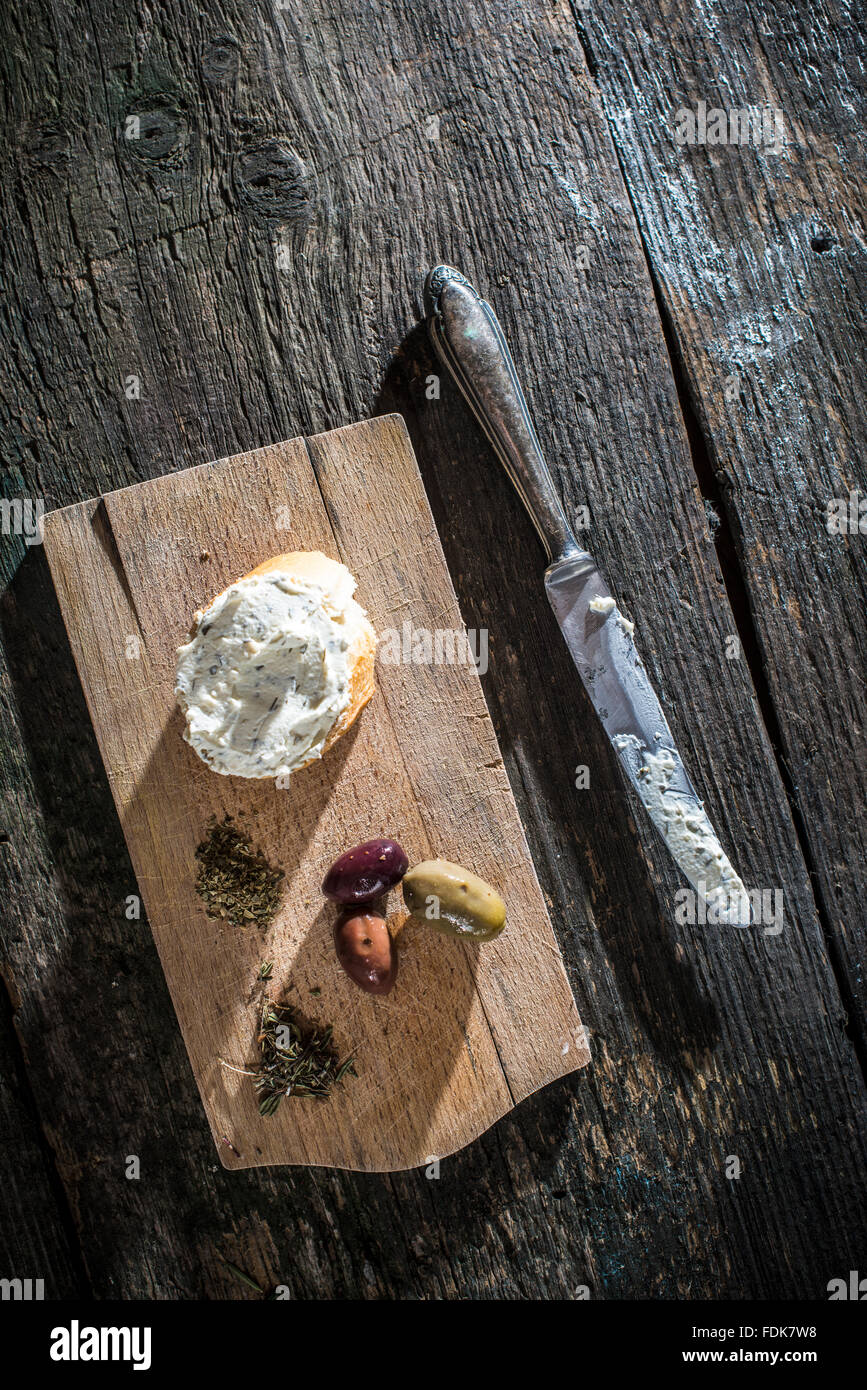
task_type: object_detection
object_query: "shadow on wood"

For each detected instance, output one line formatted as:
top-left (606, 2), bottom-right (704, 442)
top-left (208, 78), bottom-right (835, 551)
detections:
top-left (375, 322), bottom-right (722, 1064)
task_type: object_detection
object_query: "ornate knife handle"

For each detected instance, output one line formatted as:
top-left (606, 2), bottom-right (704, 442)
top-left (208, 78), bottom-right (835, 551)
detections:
top-left (424, 265), bottom-right (585, 565)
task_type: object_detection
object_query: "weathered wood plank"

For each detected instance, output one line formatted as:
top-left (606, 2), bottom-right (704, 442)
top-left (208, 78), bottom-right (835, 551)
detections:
top-left (573, 0), bottom-right (867, 1046)
top-left (0, 989), bottom-right (87, 1298)
top-left (0, 0), bottom-right (865, 1298)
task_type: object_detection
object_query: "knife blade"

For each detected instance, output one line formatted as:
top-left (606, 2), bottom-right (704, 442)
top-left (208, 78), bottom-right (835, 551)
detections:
top-left (424, 264), bottom-right (751, 925)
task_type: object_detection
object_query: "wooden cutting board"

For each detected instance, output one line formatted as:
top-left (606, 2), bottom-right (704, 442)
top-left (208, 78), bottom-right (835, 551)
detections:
top-left (42, 415), bottom-right (589, 1171)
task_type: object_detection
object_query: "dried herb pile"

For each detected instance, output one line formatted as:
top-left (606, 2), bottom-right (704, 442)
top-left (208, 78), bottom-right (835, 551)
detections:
top-left (223, 1000), bottom-right (355, 1115)
top-left (195, 815), bottom-right (283, 928)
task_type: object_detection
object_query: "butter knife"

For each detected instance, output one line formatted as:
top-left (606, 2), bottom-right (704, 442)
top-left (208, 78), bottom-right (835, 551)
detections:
top-left (424, 264), bottom-right (751, 925)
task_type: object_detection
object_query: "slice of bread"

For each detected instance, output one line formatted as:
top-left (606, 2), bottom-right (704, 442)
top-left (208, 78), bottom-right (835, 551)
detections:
top-left (231, 550), bottom-right (376, 765)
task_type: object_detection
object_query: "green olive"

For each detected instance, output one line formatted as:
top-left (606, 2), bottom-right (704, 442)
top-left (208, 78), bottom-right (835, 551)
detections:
top-left (402, 859), bottom-right (506, 941)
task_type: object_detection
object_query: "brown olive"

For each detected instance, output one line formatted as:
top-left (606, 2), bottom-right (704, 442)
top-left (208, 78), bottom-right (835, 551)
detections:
top-left (334, 910), bottom-right (397, 995)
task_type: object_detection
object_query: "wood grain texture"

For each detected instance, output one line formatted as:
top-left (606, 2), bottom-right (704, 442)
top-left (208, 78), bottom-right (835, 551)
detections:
top-left (574, 0), bottom-right (867, 1046)
top-left (0, 991), bottom-right (87, 1298)
top-left (1, 0), bottom-right (865, 1298)
top-left (42, 417), bottom-right (587, 1171)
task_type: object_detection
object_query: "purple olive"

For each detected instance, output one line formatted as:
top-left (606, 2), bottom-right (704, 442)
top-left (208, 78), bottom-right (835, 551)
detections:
top-left (322, 838), bottom-right (409, 905)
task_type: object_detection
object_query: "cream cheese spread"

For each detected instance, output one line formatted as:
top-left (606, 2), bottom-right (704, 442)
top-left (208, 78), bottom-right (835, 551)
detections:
top-left (589, 593), bottom-right (635, 636)
top-left (176, 565), bottom-right (370, 778)
top-left (613, 734), bottom-right (751, 924)
top-left (589, 595), bottom-right (616, 616)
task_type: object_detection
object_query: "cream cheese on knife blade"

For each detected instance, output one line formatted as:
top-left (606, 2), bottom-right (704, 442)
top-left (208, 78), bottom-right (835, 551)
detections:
top-left (547, 555), bottom-right (752, 924)
top-left (613, 733), bottom-right (751, 924)
top-left (591, 608), bottom-right (749, 924)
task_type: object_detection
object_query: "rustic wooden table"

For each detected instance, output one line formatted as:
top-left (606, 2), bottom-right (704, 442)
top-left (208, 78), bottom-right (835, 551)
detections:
top-left (1, 0), bottom-right (864, 1300)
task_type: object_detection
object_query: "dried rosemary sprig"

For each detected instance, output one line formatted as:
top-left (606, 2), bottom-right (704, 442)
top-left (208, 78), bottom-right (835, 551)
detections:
top-left (195, 815), bottom-right (283, 929)
top-left (216, 1251), bottom-right (264, 1294)
top-left (221, 999), bottom-right (356, 1115)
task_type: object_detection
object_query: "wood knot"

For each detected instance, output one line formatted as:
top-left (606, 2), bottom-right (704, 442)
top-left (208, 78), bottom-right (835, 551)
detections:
top-left (810, 232), bottom-right (836, 254)
top-left (202, 36), bottom-right (240, 86)
top-left (234, 140), bottom-right (314, 222)
top-left (121, 96), bottom-right (189, 166)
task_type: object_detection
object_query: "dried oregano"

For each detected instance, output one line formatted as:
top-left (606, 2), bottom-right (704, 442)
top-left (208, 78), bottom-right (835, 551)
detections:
top-left (194, 815), bottom-right (283, 929)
